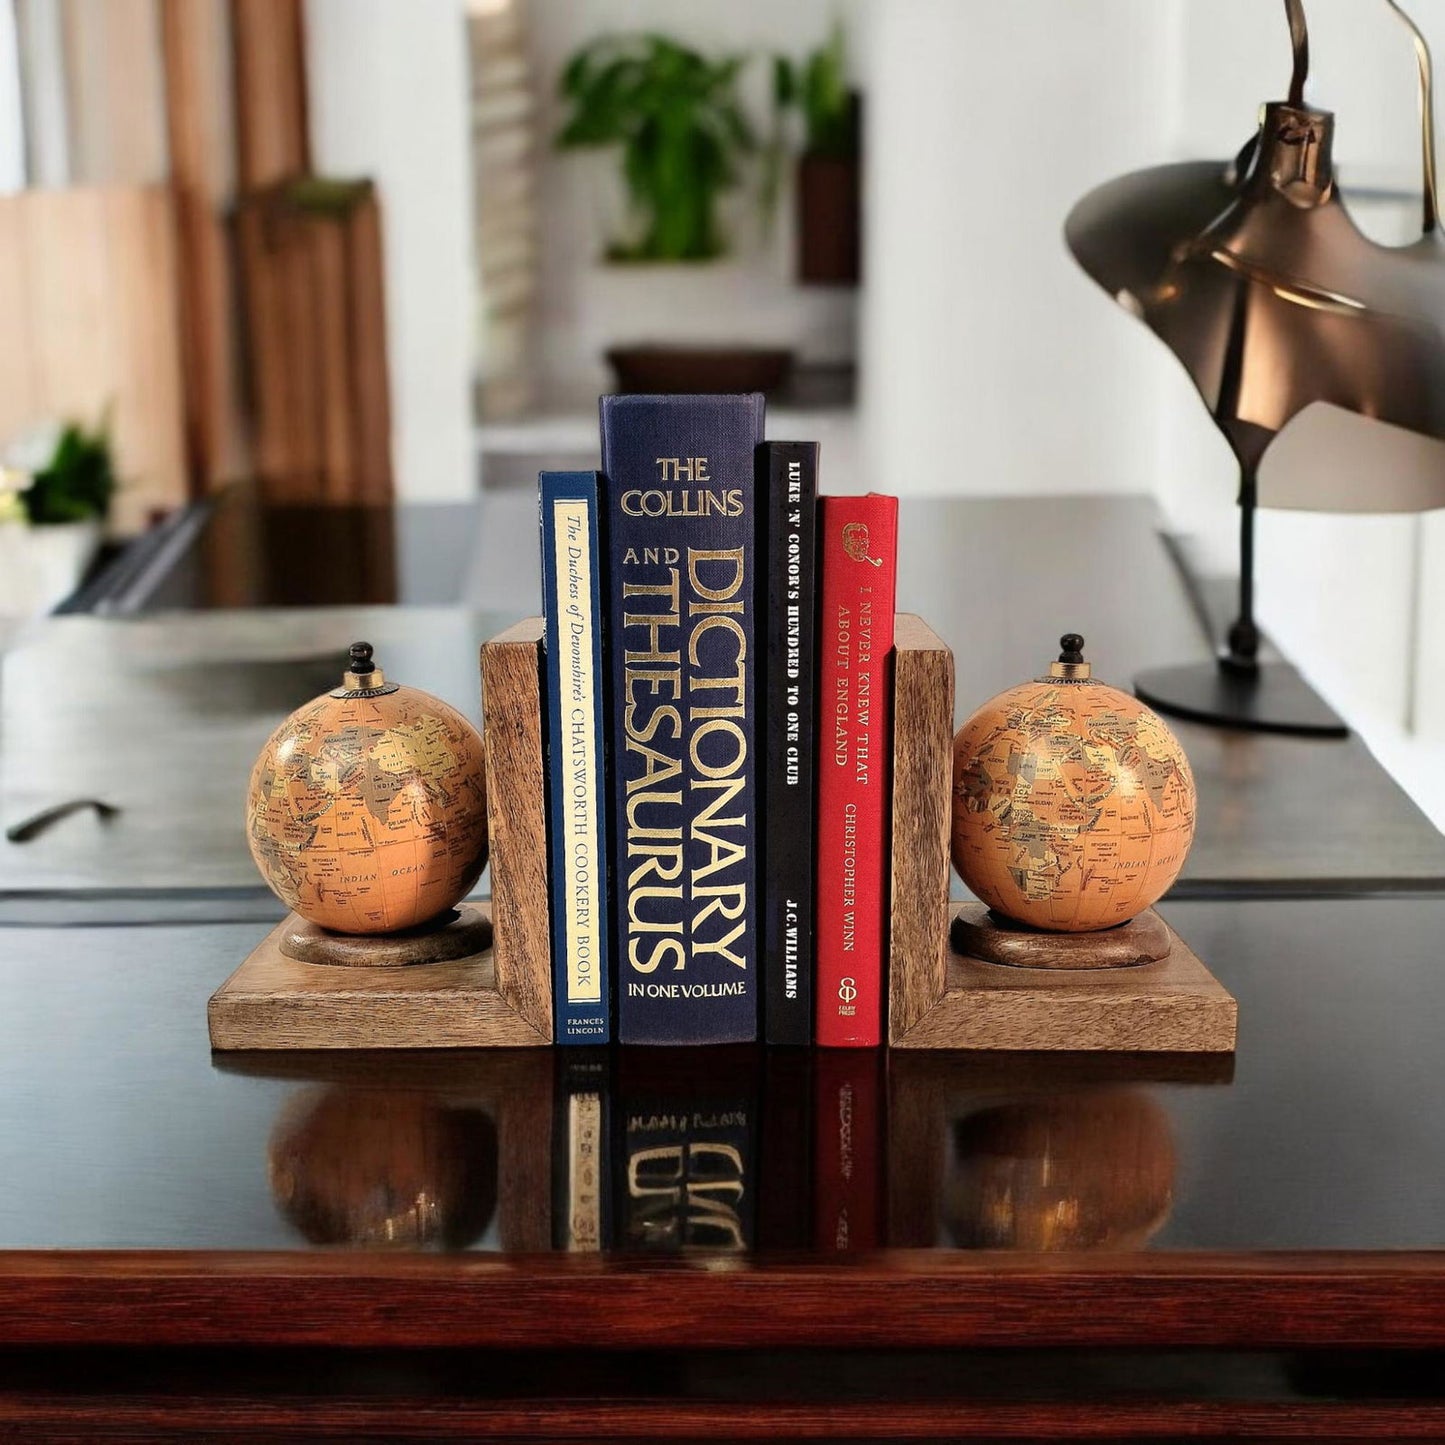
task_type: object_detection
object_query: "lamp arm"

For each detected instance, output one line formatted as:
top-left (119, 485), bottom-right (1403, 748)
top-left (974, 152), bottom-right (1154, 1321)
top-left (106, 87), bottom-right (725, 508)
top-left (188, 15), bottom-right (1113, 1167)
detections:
top-left (1383, 1), bottom-right (1439, 234)
top-left (1284, 0), bottom-right (1309, 107)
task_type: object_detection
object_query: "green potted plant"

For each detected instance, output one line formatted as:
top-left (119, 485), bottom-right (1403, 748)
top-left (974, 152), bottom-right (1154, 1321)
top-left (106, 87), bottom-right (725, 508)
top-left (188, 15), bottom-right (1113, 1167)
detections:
top-left (774, 26), bottom-right (861, 285)
top-left (0, 419), bottom-right (118, 617)
top-left (553, 33), bottom-right (795, 395)
top-left (555, 33), bottom-right (756, 263)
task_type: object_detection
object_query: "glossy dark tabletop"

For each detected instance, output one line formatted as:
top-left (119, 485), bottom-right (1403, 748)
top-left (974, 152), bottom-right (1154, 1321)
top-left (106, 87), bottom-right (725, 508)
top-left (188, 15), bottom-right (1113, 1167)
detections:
top-left (0, 894), bottom-right (1441, 1254)
top-left (3, 493), bottom-right (1445, 1266)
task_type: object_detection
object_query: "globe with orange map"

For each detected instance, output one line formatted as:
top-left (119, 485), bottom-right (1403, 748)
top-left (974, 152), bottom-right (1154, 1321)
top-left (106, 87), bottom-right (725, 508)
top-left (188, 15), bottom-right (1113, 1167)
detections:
top-left (951, 637), bottom-right (1196, 933)
top-left (247, 645), bottom-right (488, 934)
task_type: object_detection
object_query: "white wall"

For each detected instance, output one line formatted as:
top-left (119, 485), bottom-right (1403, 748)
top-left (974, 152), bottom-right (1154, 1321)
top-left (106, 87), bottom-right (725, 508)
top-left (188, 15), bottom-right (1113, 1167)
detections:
top-left (1173, 0), bottom-right (1430, 189)
top-left (0, 1), bottom-right (24, 191)
top-left (861, 0), bottom-right (1184, 498)
top-left (11, 0), bottom-right (69, 186)
top-left (306, 0), bottom-right (475, 501)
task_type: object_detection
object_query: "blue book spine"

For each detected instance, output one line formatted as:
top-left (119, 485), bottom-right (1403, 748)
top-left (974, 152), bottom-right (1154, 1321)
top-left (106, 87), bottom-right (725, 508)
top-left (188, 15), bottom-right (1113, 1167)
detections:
top-left (601, 393), bottom-right (765, 1044)
top-left (541, 471), bottom-right (612, 1045)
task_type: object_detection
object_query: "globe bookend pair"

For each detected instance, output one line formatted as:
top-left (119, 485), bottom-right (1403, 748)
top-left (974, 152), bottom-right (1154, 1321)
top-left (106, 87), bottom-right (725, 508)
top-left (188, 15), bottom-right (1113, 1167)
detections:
top-left (949, 634), bottom-right (1197, 970)
top-left (246, 642), bottom-right (491, 966)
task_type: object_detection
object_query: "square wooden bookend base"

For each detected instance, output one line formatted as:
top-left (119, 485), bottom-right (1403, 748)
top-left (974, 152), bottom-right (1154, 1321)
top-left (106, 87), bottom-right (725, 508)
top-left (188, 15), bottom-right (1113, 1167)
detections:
top-left (208, 900), bottom-right (550, 1050)
top-left (892, 906), bottom-right (1238, 1053)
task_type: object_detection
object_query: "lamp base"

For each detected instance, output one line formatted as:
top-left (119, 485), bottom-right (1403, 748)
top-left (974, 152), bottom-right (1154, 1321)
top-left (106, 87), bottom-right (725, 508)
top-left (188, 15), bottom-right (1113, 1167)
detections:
top-left (1134, 660), bottom-right (1347, 738)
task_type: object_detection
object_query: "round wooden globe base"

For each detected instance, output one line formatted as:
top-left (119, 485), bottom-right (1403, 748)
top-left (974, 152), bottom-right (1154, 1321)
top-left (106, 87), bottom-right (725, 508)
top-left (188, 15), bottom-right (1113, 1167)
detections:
top-left (279, 905), bottom-right (494, 968)
top-left (950, 903), bottom-right (1172, 971)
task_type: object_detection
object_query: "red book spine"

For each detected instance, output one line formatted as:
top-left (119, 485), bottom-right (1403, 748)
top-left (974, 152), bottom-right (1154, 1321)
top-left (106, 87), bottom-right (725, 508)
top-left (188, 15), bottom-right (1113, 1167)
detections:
top-left (813, 1050), bottom-right (883, 1252)
top-left (813, 493), bottom-right (899, 1047)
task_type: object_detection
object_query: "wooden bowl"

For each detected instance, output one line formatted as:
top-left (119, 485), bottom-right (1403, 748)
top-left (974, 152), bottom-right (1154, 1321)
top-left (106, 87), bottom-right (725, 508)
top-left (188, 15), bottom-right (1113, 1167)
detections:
top-left (605, 345), bottom-right (794, 396)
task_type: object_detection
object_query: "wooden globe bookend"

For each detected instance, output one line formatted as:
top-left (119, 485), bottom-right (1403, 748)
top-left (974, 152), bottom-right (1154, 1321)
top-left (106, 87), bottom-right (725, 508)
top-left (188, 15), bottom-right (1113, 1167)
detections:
top-left (885, 618), bottom-right (1236, 1053)
top-left (209, 622), bottom-right (552, 1050)
top-left (211, 612), bottom-right (1235, 1053)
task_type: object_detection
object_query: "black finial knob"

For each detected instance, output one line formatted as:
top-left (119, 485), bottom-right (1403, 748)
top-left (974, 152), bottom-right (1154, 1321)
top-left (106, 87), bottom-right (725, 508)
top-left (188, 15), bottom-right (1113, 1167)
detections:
top-left (1059, 633), bottom-right (1085, 664)
top-left (349, 641), bottom-right (375, 675)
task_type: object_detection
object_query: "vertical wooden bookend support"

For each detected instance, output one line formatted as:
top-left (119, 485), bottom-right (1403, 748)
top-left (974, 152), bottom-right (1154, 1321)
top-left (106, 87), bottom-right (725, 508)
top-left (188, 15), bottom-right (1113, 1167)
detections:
top-left (481, 617), bottom-right (553, 1043)
top-left (887, 615), bottom-right (956, 1046)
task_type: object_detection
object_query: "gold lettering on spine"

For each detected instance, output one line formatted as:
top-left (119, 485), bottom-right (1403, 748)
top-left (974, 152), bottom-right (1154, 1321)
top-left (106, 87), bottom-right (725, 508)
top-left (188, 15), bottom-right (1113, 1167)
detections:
top-left (553, 499), bottom-right (602, 1003)
top-left (620, 461), bottom-right (752, 982)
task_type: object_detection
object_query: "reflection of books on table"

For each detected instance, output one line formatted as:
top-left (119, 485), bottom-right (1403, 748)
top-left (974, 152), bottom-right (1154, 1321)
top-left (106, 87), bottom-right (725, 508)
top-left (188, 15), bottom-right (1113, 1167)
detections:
top-left (758, 1049), bottom-right (814, 1251)
top-left (814, 1050), bottom-right (883, 1253)
top-left (553, 1053), bottom-right (610, 1251)
top-left (614, 1050), bottom-right (758, 1253)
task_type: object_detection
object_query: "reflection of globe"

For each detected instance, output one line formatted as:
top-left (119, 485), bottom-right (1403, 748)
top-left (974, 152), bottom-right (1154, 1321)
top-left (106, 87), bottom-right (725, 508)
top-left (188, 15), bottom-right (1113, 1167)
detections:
top-left (247, 656), bottom-right (488, 934)
top-left (951, 647), bottom-right (1195, 932)
top-left (269, 1087), bottom-right (498, 1248)
top-left (944, 1090), bottom-right (1175, 1250)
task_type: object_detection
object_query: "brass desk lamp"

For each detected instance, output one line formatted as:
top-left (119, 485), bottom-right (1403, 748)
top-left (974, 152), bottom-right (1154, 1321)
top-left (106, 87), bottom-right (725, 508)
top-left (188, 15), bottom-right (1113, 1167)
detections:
top-left (1067, 0), bottom-right (1445, 735)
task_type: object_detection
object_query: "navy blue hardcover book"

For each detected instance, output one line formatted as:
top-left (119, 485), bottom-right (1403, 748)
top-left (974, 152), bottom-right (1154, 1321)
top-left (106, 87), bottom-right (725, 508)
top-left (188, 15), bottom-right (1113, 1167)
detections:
top-left (540, 470), bottom-right (611, 1044)
top-left (601, 393), bottom-right (765, 1044)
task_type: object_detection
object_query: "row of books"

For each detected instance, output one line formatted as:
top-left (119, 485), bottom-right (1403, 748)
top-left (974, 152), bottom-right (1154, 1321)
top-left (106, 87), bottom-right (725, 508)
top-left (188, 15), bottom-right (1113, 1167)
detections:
top-left (539, 392), bottom-right (899, 1046)
top-left (555, 1051), bottom-right (883, 1253)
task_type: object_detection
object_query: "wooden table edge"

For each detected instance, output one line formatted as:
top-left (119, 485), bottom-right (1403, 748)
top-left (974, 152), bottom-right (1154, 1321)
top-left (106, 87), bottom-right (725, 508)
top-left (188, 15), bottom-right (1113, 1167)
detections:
top-left (1, 1249), bottom-right (1443, 1349)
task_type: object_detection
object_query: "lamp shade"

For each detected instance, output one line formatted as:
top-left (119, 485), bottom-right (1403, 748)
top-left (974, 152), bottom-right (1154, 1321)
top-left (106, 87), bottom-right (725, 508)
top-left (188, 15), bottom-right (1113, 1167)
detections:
top-left (1066, 102), bottom-right (1445, 509)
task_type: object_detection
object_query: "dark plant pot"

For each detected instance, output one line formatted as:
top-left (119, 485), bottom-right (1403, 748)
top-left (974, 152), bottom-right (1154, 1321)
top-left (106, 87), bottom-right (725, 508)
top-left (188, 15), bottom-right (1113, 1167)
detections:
top-left (797, 152), bottom-right (860, 286)
top-left (606, 345), bottom-right (795, 396)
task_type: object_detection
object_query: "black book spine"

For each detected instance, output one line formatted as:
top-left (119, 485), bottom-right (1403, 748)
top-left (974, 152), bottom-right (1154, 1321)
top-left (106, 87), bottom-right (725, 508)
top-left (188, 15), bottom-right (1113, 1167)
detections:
top-left (760, 441), bottom-right (819, 1044)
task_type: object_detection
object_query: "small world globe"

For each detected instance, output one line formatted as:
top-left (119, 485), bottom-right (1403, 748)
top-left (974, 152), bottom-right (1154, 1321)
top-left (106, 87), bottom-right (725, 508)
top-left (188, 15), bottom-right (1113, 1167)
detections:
top-left (951, 635), bottom-right (1196, 932)
top-left (247, 643), bottom-right (488, 934)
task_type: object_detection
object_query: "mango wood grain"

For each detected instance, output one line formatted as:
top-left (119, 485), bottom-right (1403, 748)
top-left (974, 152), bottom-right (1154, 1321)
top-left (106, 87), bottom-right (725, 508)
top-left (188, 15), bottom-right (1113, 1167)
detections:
top-left (4, 1392), bottom-right (1445, 1439)
top-left (235, 183), bottom-right (393, 506)
top-left (951, 903), bottom-right (1172, 968)
top-left (479, 617), bottom-right (553, 1041)
top-left (894, 911), bottom-right (1237, 1051)
top-left (160, 0), bottom-right (250, 494)
top-left (230, 0), bottom-right (310, 190)
top-left (207, 900), bottom-right (547, 1049)
top-left (887, 614), bottom-right (956, 1044)
top-left (278, 905), bottom-right (492, 966)
top-left (2, 1251), bottom-right (1445, 1349)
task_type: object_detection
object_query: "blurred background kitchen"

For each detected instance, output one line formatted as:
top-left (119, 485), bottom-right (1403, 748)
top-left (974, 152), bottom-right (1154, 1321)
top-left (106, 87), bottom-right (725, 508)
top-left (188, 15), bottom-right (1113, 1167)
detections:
top-left (2, 0), bottom-right (1444, 832)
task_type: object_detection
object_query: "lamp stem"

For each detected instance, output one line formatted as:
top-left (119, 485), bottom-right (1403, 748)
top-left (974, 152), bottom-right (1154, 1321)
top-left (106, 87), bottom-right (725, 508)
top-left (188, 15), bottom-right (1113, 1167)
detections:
top-left (1383, 1), bottom-right (1439, 233)
top-left (1225, 458), bottom-right (1261, 671)
top-left (1285, 0), bottom-right (1310, 107)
